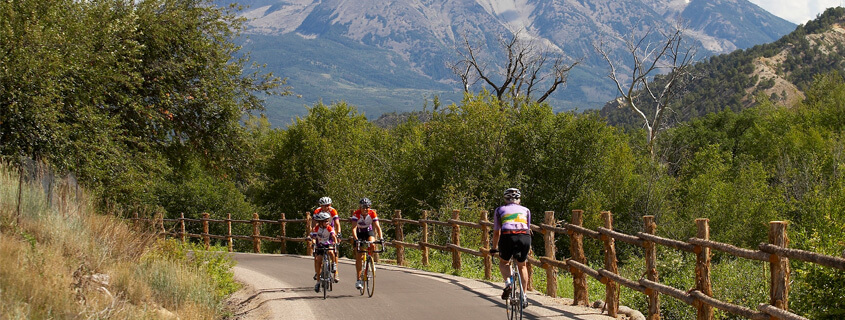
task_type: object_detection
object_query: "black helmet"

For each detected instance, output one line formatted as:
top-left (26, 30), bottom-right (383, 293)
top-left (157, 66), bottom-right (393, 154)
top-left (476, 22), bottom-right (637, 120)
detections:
top-left (504, 188), bottom-right (521, 200)
top-left (359, 198), bottom-right (372, 207)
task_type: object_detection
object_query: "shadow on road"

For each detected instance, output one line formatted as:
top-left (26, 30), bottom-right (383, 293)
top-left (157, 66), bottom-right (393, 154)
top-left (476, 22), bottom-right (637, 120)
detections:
top-left (233, 286), bottom-right (357, 317)
top-left (386, 267), bottom-right (598, 320)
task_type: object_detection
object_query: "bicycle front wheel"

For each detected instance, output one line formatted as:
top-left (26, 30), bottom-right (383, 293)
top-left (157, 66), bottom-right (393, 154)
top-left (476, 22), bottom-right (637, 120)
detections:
top-left (366, 255), bottom-right (375, 297)
top-left (507, 270), bottom-right (524, 320)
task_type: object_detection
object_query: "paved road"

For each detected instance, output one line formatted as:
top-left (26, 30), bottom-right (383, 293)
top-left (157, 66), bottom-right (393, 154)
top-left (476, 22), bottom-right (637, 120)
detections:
top-left (227, 252), bottom-right (615, 320)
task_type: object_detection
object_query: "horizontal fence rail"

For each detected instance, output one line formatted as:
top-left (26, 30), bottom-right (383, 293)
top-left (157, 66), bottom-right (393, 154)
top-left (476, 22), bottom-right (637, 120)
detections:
top-left (129, 208), bottom-right (845, 320)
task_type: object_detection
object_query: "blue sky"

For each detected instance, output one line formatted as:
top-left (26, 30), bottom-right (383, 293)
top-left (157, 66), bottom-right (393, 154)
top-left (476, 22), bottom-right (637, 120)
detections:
top-left (749, 0), bottom-right (842, 24)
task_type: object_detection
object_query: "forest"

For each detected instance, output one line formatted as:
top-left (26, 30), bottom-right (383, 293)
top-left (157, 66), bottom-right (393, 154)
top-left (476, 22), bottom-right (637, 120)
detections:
top-left (1, 1), bottom-right (844, 319)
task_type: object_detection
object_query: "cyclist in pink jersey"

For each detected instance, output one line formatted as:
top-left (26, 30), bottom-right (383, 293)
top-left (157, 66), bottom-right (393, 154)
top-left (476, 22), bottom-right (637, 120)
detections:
top-left (310, 212), bottom-right (338, 292)
top-left (313, 196), bottom-right (341, 281)
top-left (350, 197), bottom-right (383, 290)
top-left (490, 188), bottom-right (531, 302)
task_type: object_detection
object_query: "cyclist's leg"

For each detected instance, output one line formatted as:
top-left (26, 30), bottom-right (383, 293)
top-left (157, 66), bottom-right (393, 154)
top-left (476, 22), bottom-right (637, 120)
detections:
top-left (328, 250), bottom-right (338, 278)
top-left (315, 252), bottom-right (323, 278)
top-left (498, 234), bottom-right (515, 281)
top-left (513, 234), bottom-right (532, 294)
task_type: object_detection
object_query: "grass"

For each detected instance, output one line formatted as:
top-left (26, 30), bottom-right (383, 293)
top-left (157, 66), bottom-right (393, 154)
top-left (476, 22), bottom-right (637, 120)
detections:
top-left (0, 163), bottom-right (238, 319)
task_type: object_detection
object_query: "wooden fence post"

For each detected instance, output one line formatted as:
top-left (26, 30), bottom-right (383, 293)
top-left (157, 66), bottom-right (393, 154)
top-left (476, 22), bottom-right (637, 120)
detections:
top-left (305, 213), bottom-right (313, 256)
top-left (695, 218), bottom-right (713, 320)
top-left (202, 213), bottom-right (210, 250)
top-left (279, 212), bottom-right (287, 254)
top-left (481, 210), bottom-right (492, 280)
top-left (421, 210), bottom-right (429, 266)
top-left (544, 211), bottom-right (558, 297)
top-left (644, 215), bottom-right (660, 320)
top-left (156, 212), bottom-right (165, 237)
top-left (601, 211), bottom-right (619, 317)
top-left (180, 212), bottom-right (187, 243)
top-left (133, 212), bottom-right (140, 229)
top-left (452, 210), bottom-right (461, 270)
top-left (252, 213), bottom-right (261, 253)
top-left (395, 210), bottom-right (405, 266)
top-left (570, 209), bottom-right (589, 306)
top-left (226, 213), bottom-right (233, 252)
top-left (769, 221), bottom-right (790, 311)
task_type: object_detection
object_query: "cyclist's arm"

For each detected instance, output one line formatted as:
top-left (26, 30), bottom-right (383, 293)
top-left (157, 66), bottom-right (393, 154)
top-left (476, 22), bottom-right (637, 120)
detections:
top-left (491, 229), bottom-right (501, 251)
top-left (333, 216), bottom-right (341, 236)
top-left (373, 220), bottom-right (383, 240)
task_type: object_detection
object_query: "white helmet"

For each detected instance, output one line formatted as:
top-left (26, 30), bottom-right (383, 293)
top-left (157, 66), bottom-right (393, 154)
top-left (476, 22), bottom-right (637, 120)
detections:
top-left (314, 212), bottom-right (331, 221)
top-left (504, 188), bottom-right (521, 200)
top-left (318, 197), bottom-right (332, 206)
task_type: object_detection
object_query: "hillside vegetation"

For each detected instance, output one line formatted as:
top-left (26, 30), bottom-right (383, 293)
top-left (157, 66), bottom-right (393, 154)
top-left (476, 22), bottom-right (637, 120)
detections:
top-left (0, 163), bottom-right (238, 319)
top-left (601, 7), bottom-right (845, 130)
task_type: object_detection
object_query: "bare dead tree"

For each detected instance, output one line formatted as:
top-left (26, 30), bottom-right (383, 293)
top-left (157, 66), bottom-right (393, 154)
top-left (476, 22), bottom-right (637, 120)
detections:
top-left (595, 25), bottom-right (697, 158)
top-left (449, 31), bottom-right (579, 105)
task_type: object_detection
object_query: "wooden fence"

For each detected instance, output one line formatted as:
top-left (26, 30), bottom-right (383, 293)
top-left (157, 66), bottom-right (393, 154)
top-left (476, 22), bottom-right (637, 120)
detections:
top-left (131, 209), bottom-right (845, 320)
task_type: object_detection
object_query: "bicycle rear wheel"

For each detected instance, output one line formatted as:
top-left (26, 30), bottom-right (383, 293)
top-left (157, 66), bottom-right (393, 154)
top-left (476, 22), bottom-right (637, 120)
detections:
top-left (365, 255), bottom-right (375, 297)
top-left (507, 267), bottom-right (523, 320)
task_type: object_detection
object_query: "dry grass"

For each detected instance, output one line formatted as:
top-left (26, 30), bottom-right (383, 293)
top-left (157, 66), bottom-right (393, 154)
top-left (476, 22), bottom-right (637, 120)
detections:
top-left (0, 163), bottom-right (226, 319)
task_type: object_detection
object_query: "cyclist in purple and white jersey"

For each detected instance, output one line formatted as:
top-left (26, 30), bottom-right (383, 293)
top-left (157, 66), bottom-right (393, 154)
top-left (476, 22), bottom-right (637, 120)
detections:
top-left (490, 188), bottom-right (531, 301)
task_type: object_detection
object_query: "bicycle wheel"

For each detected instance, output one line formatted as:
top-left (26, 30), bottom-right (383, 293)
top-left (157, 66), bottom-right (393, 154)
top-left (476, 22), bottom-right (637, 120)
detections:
top-left (512, 267), bottom-right (523, 320)
top-left (365, 255), bottom-right (375, 297)
top-left (322, 261), bottom-right (330, 299)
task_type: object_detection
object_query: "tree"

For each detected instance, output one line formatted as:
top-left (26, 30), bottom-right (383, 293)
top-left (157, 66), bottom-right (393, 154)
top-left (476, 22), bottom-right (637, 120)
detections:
top-left (0, 0), bottom-right (289, 209)
top-left (449, 31), bottom-right (579, 105)
top-left (595, 25), bottom-right (697, 158)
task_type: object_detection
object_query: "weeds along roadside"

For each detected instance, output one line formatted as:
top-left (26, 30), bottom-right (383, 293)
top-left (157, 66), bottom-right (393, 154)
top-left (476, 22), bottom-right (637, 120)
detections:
top-left (0, 162), bottom-right (239, 319)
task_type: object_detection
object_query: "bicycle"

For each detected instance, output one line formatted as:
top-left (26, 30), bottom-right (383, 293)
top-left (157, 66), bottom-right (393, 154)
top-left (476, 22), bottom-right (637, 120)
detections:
top-left (354, 239), bottom-right (384, 297)
top-left (490, 248), bottom-right (527, 320)
top-left (315, 243), bottom-right (336, 299)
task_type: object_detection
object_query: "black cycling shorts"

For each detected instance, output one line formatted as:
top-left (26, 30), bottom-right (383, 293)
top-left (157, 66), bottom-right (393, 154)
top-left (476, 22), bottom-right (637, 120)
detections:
top-left (498, 233), bottom-right (531, 263)
top-left (356, 229), bottom-right (375, 242)
top-left (314, 244), bottom-right (334, 256)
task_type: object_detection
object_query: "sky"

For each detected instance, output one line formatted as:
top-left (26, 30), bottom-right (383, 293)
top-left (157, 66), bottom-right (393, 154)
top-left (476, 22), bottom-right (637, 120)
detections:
top-left (748, 0), bottom-right (843, 24)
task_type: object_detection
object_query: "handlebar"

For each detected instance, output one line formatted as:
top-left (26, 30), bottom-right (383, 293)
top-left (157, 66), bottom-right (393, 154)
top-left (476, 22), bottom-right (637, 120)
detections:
top-left (353, 239), bottom-right (385, 253)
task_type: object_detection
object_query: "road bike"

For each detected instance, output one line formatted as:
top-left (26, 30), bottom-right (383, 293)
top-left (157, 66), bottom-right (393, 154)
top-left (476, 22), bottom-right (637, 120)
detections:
top-left (354, 239), bottom-right (384, 297)
top-left (490, 248), bottom-right (527, 320)
top-left (315, 243), bottom-right (336, 299)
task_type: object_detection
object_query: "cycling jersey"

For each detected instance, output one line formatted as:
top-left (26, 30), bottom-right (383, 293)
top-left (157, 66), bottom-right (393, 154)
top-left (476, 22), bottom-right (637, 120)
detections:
top-left (310, 225), bottom-right (336, 245)
top-left (493, 203), bottom-right (531, 232)
top-left (313, 207), bottom-right (340, 228)
top-left (351, 209), bottom-right (378, 231)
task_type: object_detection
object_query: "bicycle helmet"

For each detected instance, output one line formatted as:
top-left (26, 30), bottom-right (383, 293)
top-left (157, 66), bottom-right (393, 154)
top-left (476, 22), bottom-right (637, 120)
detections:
top-left (359, 197), bottom-right (372, 207)
top-left (314, 212), bottom-right (331, 221)
top-left (318, 196), bottom-right (332, 206)
top-left (503, 188), bottom-right (521, 200)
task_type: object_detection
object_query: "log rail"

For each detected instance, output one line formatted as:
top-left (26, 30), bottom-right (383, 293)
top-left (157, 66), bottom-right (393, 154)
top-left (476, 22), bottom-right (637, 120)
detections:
top-left (130, 208), bottom-right (845, 320)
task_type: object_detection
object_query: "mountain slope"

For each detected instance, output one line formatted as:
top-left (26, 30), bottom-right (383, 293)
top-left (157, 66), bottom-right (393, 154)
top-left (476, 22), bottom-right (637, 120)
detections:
top-left (222, 0), bottom-right (795, 125)
top-left (599, 7), bottom-right (845, 129)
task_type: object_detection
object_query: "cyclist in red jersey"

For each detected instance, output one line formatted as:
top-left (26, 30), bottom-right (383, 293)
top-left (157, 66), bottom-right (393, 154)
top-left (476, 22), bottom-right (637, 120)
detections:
top-left (313, 196), bottom-right (341, 281)
top-left (350, 197), bottom-right (383, 290)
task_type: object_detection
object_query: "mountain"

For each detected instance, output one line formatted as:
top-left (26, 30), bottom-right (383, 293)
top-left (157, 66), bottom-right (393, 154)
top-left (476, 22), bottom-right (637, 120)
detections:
top-left (221, 0), bottom-right (795, 126)
top-left (599, 7), bottom-right (845, 129)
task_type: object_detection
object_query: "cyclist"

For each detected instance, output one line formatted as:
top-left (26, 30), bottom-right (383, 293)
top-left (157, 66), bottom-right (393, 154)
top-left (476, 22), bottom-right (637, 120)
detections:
top-left (489, 188), bottom-right (531, 305)
top-left (310, 212), bottom-right (339, 293)
top-left (313, 196), bottom-right (341, 281)
top-left (350, 197), bottom-right (383, 290)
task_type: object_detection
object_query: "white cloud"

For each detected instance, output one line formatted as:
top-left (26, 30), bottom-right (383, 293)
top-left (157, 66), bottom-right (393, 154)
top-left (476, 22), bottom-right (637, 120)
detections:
top-left (748, 0), bottom-right (842, 24)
